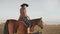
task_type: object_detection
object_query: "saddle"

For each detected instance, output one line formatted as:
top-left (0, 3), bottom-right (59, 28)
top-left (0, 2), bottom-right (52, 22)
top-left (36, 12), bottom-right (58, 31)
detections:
top-left (18, 17), bottom-right (32, 28)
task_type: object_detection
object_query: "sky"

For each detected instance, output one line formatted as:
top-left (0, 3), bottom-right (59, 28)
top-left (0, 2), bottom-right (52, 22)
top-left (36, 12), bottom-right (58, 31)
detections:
top-left (0, 0), bottom-right (60, 24)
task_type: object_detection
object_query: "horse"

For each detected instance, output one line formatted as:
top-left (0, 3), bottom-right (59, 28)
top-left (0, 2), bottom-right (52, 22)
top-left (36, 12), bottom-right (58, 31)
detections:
top-left (4, 19), bottom-right (27, 34)
top-left (30, 17), bottom-right (43, 32)
top-left (4, 17), bottom-right (43, 34)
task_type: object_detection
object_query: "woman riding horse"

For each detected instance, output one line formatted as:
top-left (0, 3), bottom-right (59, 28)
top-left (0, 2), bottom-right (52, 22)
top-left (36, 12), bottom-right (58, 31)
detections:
top-left (18, 3), bottom-right (32, 34)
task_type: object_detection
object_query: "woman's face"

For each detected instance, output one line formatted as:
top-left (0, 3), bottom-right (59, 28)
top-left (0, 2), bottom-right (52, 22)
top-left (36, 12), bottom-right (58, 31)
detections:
top-left (23, 5), bottom-right (27, 8)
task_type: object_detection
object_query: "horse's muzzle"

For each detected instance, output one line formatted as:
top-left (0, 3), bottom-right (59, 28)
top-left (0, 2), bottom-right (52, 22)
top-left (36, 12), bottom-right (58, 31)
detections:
top-left (41, 27), bottom-right (43, 29)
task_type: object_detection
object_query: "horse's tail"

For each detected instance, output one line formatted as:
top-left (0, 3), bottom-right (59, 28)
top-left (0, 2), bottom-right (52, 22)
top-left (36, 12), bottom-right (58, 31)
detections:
top-left (4, 20), bottom-right (9, 34)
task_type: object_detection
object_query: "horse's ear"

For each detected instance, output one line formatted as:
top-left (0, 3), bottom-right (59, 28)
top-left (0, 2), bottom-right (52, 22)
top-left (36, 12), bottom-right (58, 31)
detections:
top-left (40, 17), bottom-right (42, 19)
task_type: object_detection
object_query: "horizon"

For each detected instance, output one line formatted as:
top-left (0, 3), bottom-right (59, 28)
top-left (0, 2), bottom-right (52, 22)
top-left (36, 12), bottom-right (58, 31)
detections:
top-left (0, 0), bottom-right (60, 24)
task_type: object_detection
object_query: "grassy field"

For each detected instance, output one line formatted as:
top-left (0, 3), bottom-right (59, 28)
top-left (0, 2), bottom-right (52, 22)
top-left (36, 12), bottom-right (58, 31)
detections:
top-left (0, 23), bottom-right (60, 34)
top-left (42, 25), bottom-right (60, 34)
top-left (0, 23), bottom-right (4, 34)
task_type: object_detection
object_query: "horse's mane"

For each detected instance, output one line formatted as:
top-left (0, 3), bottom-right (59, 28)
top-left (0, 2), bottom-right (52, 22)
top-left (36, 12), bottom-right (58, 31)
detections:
top-left (31, 18), bottom-right (41, 21)
top-left (30, 18), bottom-right (42, 23)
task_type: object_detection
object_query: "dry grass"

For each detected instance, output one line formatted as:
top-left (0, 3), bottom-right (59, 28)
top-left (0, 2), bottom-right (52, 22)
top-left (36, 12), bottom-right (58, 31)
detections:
top-left (42, 25), bottom-right (60, 34)
top-left (0, 23), bottom-right (4, 34)
top-left (0, 23), bottom-right (60, 34)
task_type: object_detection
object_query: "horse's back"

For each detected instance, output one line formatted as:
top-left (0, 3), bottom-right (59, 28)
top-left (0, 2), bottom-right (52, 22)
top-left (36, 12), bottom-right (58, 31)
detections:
top-left (8, 19), bottom-right (27, 34)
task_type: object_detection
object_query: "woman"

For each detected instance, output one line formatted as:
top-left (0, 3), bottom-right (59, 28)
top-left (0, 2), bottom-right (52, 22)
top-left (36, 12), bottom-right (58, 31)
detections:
top-left (18, 3), bottom-right (32, 34)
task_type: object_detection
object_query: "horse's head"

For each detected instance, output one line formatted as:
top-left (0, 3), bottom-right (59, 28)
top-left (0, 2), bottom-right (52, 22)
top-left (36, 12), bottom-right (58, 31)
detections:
top-left (36, 17), bottom-right (43, 29)
top-left (31, 17), bottom-right (43, 29)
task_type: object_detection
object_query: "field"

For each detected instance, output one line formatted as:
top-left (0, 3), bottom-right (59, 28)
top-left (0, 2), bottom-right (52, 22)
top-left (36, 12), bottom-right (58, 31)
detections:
top-left (0, 23), bottom-right (60, 34)
top-left (42, 25), bottom-right (60, 34)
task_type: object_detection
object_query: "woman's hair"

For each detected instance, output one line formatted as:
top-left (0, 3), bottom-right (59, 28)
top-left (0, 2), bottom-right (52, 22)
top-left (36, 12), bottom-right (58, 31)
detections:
top-left (21, 3), bottom-right (29, 7)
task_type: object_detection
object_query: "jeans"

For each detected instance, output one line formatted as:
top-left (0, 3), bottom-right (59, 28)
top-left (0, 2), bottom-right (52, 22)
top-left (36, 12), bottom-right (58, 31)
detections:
top-left (18, 17), bottom-right (32, 27)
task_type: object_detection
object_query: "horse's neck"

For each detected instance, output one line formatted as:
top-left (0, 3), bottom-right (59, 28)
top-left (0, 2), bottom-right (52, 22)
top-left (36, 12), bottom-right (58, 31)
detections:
top-left (30, 22), bottom-right (37, 32)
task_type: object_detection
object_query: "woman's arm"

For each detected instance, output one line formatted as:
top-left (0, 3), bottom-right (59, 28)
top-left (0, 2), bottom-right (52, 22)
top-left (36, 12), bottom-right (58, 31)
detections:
top-left (27, 16), bottom-right (30, 20)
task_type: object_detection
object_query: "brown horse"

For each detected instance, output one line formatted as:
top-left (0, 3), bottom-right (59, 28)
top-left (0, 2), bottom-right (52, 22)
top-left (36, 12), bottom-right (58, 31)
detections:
top-left (4, 19), bottom-right (27, 34)
top-left (30, 17), bottom-right (43, 32)
top-left (4, 18), bottom-right (43, 34)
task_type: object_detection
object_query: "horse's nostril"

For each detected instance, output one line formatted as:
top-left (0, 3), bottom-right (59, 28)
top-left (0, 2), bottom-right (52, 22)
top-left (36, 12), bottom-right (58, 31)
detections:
top-left (41, 27), bottom-right (43, 29)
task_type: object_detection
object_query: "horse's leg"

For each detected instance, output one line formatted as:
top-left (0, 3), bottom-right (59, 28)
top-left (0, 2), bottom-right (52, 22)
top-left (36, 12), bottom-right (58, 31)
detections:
top-left (27, 27), bottom-right (31, 34)
top-left (8, 22), bottom-right (14, 34)
top-left (17, 24), bottom-right (25, 34)
top-left (17, 21), bottom-right (27, 34)
top-left (31, 25), bottom-right (35, 32)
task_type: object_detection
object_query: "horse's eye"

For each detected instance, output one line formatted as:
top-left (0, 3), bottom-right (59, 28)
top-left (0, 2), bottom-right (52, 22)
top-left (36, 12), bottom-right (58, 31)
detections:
top-left (41, 21), bottom-right (42, 22)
